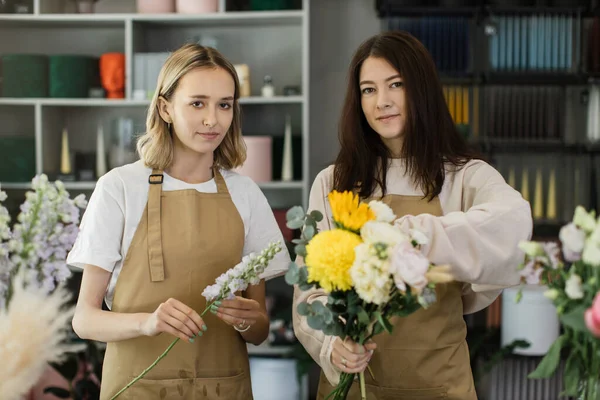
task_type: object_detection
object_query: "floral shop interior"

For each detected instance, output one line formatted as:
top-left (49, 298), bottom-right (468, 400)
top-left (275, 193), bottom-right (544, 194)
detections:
top-left (3, 0), bottom-right (600, 399)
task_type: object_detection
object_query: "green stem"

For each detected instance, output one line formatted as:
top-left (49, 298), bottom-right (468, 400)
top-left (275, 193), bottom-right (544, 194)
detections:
top-left (110, 302), bottom-right (216, 400)
top-left (359, 371), bottom-right (366, 400)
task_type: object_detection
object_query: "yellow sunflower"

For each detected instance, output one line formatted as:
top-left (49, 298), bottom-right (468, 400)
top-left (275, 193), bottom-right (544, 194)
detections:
top-left (305, 229), bottom-right (362, 292)
top-left (328, 190), bottom-right (375, 232)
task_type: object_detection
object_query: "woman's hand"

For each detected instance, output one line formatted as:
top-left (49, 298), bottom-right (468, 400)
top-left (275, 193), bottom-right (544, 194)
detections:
top-left (330, 337), bottom-right (377, 374)
top-left (212, 296), bottom-right (266, 331)
top-left (140, 298), bottom-right (206, 342)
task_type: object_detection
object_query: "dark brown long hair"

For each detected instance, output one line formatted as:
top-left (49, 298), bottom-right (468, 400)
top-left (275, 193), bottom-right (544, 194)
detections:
top-left (333, 31), bottom-right (480, 200)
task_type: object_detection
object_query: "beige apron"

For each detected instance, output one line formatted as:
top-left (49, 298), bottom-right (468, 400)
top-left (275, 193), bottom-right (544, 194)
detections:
top-left (100, 168), bottom-right (253, 400)
top-left (317, 195), bottom-right (476, 400)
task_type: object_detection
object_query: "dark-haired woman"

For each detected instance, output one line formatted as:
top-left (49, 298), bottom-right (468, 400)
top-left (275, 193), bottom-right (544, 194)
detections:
top-left (293, 31), bottom-right (532, 400)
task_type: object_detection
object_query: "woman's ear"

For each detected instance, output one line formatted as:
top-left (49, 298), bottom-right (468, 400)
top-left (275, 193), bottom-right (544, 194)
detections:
top-left (157, 96), bottom-right (172, 125)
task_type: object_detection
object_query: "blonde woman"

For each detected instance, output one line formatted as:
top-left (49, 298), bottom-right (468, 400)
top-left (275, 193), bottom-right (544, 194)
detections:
top-left (68, 44), bottom-right (290, 399)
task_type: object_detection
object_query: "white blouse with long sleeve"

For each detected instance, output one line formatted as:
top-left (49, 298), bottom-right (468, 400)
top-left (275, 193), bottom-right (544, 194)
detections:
top-left (293, 158), bottom-right (533, 385)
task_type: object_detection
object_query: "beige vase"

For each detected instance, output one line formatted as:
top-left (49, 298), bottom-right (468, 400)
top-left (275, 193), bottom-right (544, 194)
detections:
top-left (136, 0), bottom-right (175, 13)
top-left (176, 0), bottom-right (219, 13)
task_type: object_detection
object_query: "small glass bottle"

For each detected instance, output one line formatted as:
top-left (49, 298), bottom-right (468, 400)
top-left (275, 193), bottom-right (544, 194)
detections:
top-left (261, 75), bottom-right (275, 97)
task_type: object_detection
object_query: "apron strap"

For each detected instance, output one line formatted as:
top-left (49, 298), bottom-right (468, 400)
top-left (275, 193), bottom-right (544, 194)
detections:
top-left (213, 167), bottom-right (229, 195)
top-left (147, 169), bottom-right (165, 282)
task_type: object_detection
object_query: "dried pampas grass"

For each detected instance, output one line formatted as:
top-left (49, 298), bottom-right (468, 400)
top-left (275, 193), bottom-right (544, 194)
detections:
top-left (0, 273), bottom-right (82, 400)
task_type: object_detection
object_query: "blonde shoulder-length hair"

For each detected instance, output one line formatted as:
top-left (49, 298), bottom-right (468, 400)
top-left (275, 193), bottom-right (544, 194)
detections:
top-left (137, 43), bottom-right (246, 171)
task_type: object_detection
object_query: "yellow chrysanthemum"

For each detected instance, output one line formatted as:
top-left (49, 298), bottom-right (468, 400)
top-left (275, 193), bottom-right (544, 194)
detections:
top-left (328, 190), bottom-right (375, 232)
top-left (305, 229), bottom-right (362, 293)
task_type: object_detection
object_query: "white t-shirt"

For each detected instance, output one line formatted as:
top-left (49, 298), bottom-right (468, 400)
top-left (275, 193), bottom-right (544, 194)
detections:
top-left (67, 160), bottom-right (291, 309)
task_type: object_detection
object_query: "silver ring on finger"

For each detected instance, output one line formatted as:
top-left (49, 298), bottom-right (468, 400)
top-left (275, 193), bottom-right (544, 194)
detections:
top-left (341, 357), bottom-right (347, 368)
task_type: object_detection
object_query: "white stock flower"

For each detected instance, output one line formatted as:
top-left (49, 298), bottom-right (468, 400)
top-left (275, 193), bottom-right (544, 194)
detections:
top-left (559, 223), bottom-right (585, 262)
top-left (368, 200), bottom-right (396, 223)
top-left (350, 243), bottom-right (392, 305)
top-left (573, 206), bottom-right (597, 233)
top-left (360, 221), bottom-right (408, 247)
top-left (389, 241), bottom-right (430, 293)
top-left (518, 241), bottom-right (545, 258)
top-left (582, 241), bottom-right (600, 267)
top-left (518, 260), bottom-right (543, 285)
top-left (565, 273), bottom-right (584, 299)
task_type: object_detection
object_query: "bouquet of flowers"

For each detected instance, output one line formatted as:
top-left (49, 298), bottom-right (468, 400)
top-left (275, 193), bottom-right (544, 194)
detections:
top-left (112, 241), bottom-right (283, 399)
top-left (285, 190), bottom-right (454, 400)
top-left (516, 205), bottom-right (600, 400)
top-left (0, 176), bottom-right (87, 400)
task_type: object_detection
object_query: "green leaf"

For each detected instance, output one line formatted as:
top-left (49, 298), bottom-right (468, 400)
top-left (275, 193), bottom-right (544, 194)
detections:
top-left (562, 352), bottom-right (581, 396)
top-left (303, 225), bottom-right (316, 240)
top-left (307, 315), bottom-right (324, 330)
top-left (371, 322), bottom-right (385, 336)
top-left (528, 335), bottom-right (566, 379)
top-left (291, 238), bottom-right (304, 244)
top-left (321, 307), bottom-right (334, 324)
top-left (515, 289), bottom-right (523, 303)
top-left (357, 308), bottom-right (370, 325)
top-left (284, 263), bottom-right (300, 285)
top-left (298, 266), bottom-right (309, 283)
top-left (375, 312), bottom-right (393, 334)
top-left (311, 300), bottom-right (326, 313)
top-left (297, 302), bottom-right (311, 316)
top-left (310, 210), bottom-right (323, 222)
top-left (286, 206), bottom-right (305, 221)
top-left (287, 218), bottom-right (305, 230)
top-left (295, 244), bottom-right (307, 258)
top-left (560, 307), bottom-right (588, 332)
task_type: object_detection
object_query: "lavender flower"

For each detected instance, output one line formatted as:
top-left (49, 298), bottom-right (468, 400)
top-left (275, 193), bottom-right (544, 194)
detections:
top-left (0, 175), bottom-right (87, 308)
top-left (202, 241), bottom-right (282, 302)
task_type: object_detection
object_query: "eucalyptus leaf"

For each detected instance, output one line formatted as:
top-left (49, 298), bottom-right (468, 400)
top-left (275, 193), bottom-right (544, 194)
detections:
top-left (560, 307), bottom-right (588, 332)
top-left (287, 218), bottom-right (305, 230)
top-left (307, 315), bottom-right (324, 330)
top-left (303, 225), bottom-right (316, 240)
top-left (286, 206), bottom-right (305, 221)
top-left (295, 244), bottom-right (307, 257)
top-left (311, 300), bottom-right (326, 313)
top-left (285, 265), bottom-right (300, 285)
top-left (291, 238), bottom-right (304, 244)
top-left (528, 335), bottom-right (566, 379)
top-left (298, 266), bottom-right (309, 283)
top-left (321, 307), bottom-right (334, 324)
top-left (299, 280), bottom-right (314, 291)
top-left (310, 210), bottom-right (324, 222)
top-left (294, 303), bottom-right (309, 318)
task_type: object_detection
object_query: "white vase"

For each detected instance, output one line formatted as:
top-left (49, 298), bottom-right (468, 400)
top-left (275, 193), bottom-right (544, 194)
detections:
top-left (501, 285), bottom-right (560, 356)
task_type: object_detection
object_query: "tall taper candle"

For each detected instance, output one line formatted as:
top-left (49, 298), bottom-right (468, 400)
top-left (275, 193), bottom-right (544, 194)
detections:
top-left (521, 167), bottom-right (529, 202)
top-left (60, 128), bottom-right (71, 174)
top-left (533, 168), bottom-right (543, 219)
top-left (96, 124), bottom-right (107, 178)
top-left (281, 114), bottom-right (293, 181)
top-left (546, 169), bottom-right (556, 220)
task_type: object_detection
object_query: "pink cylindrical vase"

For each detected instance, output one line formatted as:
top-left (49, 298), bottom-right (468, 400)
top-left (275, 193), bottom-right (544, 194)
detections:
top-left (235, 136), bottom-right (272, 183)
top-left (176, 0), bottom-right (219, 13)
top-left (137, 0), bottom-right (175, 13)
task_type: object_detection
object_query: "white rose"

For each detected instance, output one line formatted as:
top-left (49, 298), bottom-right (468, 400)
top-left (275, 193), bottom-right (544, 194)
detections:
top-left (518, 241), bottom-right (545, 258)
top-left (559, 223), bottom-right (585, 262)
top-left (389, 241), bottom-right (429, 293)
top-left (574, 206), bottom-right (597, 233)
top-left (409, 229), bottom-right (429, 246)
top-left (368, 200), bottom-right (396, 223)
top-left (582, 241), bottom-right (600, 267)
top-left (565, 273), bottom-right (584, 300)
top-left (360, 221), bottom-right (408, 247)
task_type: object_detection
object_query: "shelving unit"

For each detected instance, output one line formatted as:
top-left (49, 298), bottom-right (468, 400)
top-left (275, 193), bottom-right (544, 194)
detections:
top-left (0, 0), bottom-right (310, 212)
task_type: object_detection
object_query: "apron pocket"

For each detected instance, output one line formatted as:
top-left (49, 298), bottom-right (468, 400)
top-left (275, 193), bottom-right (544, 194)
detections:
top-left (120, 372), bottom-right (251, 400)
top-left (194, 371), bottom-right (252, 399)
top-left (380, 385), bottom-right (447, 400)
top-left (121, 377), bottom-right (195, 399)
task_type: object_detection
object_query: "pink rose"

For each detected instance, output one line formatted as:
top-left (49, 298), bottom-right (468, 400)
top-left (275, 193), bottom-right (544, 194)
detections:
top-left (389, 241), bottom-right (429, 293)
top-left (585, 292), bottom-right (600, 338)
